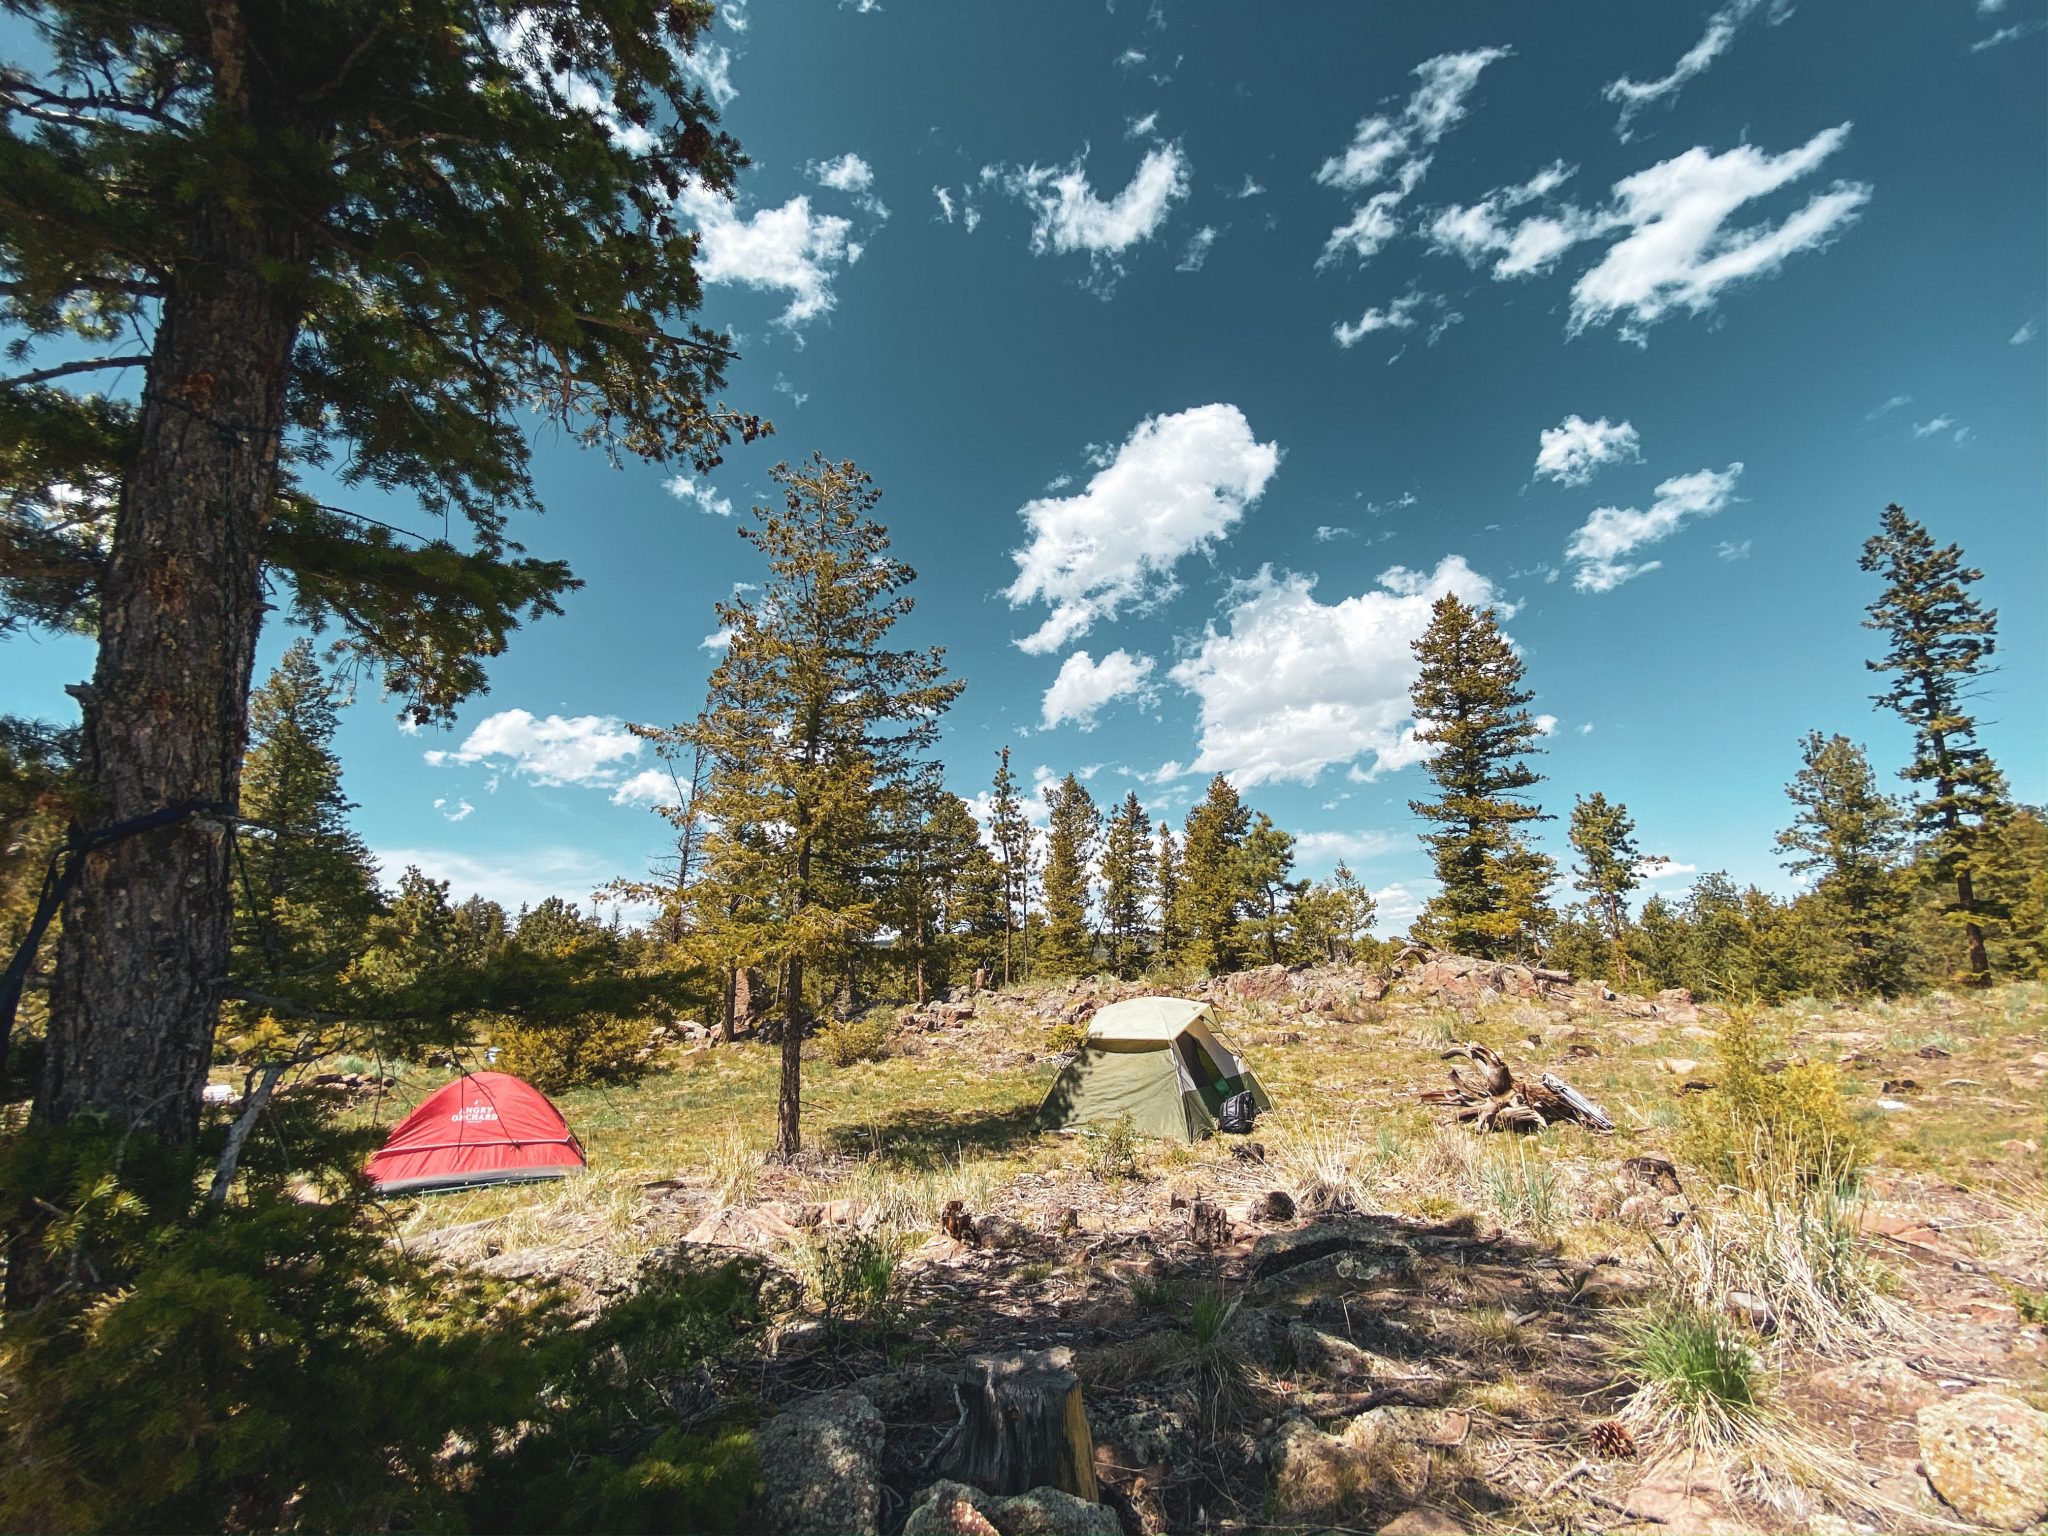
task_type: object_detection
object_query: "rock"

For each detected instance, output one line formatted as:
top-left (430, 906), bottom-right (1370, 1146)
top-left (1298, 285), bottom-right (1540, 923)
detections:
top-left (1621, 1155), bottom-right (1683, 1195)
top-left (1622, 1455), bottom-right (1748, 1533)
top-left (1656, 986), bottom-right (1694, 1007)
top-left (975, 1215), bottom-right (1034, 1251)
top-left (1378, 1510), bottom-right (1466, 1535)
top-left (1659, 1057), bottom-right (1699, 1076)
top-left (1228, 1306), bottom-right (1288, 1370)
top-left (1724, 1289), bottom-right (1776, 1332)
top-left (1092, 1403), bottom-right (1190, 1470)
top-left (1811, 1356), bottom-right (1940, 1414)
top-left (1288, 1321), bottom-right (1376, 1380)
top-left (902, 1480), bottom-right (1120, 1536)
top-left (1251, 1189), bottom-right (1296, 1222)
top-left (1223, 964), bottom-right (1297, 1003)
top-left (756, 1389), bottom-right (884, 1536)
top-left (1916, 1388), bottom-right (2048, 1530)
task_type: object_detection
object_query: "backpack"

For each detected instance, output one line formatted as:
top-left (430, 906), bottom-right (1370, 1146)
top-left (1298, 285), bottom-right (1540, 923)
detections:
top-left (1218, 1090), bottom-right (1258, 1135)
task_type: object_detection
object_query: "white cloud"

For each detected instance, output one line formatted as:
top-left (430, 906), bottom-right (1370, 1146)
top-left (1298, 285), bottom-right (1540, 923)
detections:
top-left (1315, 46), bottom-right (1510, 269)
top-left (680, 40), bottom-right (738, 109)
top-left (1006, 403), bottom-right (1281, 653)
top-left (1577, 722), bottom-right (1595, 736)
top-left (1604, 0), bottom-right (1777, 140)
top-left (773, 375), bottom-right (809, 409)
top-left (808, 152), bottom-right (888, 219)
top-left (1116, 46), bottom-right (1147, 70)
top-left (1167, 555), bottom-right (1509, 787)
top-left (1177, 225), bottom-right (1219, 272)
top-left (1236, 174), bottom-right (1266, 198)
top-left (1567, 127), bottom-right (1871, 337)
top-left (1911, 415), bottom-right (1955, 438)
top-left (1566, 463), bottom-right (1743, 592)
top-left (425, 709), bottom-right (642, 789)
top-left (1125, 110), bottom-right (1160, 139)
top-left (1534, 415), bottom-right (1642, 486)
top-left (1534, 713), bottom-right (1559, 736)
top-left (1426, 160), bottom-right (1591, 278)
top-left (1716, 538), bottom-right (1752, 560)
top-left (1971, 21), bottom-right (2040, 50)
top-left (1636, 857), bottom-right (1697, 880)
top-left (700, 627), bottom-right (734, 651)
top-left (1980, 0), bottom-right (2008, 11)
top-left (1866, 393), bottom-right (1912, 420)
top-left (932, 186), bottom-right (956, 223)
top-left (2012, 320), bottom-right (2039, 345)
top-left (433, 797), bottom-right (475, 824)
top-left (719, 2), bottom-right (749, 31)
top-left (1373, 881), bottom-right (1423, 934)
top-left (610, 768), bottom-right (678, 807)
top-left (1314, 525), bottom-right (1354, 543)
top-left (675, 183), bottom-right (860, 330)
top-left (993, 144), bottom-right (1190, 284)
top-left (1294, 829), bottom-right (1400, 866)
top-left (664, 472), bottom-right (733, 517)
top-left (1333, 289), bottom-right (1426, 347)
top-left (1040, 649), bottom-right (1157, 731)
top-left (374, 846), bottom-right (621, 915)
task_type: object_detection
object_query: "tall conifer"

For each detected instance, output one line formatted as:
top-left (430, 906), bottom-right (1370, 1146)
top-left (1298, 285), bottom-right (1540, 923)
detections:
top-left (1408, 595), bottom-right (1554, 958)
top-left (988, 748), bottom-right (1032, 984)
top-left (1155, 822), bottom-right (1183, 966)
top-left (1568, 791), bottom-right (1646, 978)
top-left (1177, 775), bottom-right (1251, 973)
top-left (1776, 732), bottom-right (1907, 996)
top-left (1099, 792), bottom-right (1155, 978)
top-left (1860, 505), bottom-right (2009, 983)
top-left (1038, 775), bottom-right (1100, 976)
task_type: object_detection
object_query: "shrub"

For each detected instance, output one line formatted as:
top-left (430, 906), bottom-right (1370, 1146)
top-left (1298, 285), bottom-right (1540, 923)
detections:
top-left (792, 1226), bottom-right (903, 1321)
top-left (1678, 1009), bottom-right (1865, 1189)
top-left (492, 1012), bottom-right (648, 1092)
top-left (1044, 1019), bottom-right (1088, 1054)
top-left (815, 1015), bottom-right (891, 1067)
top-left (1085, 1113), bottom-right (1142, 1181)
top-left (1619, 1302), bottom-right (1769, 1454)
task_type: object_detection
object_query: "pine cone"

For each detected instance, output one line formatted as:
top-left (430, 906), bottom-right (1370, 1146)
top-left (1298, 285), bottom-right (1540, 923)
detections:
top-left (1586, 1419), bottom-right (1638, 1460)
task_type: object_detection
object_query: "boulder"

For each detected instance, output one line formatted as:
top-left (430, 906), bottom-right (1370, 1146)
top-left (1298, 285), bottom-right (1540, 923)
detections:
top-left (1810, 1356), bottom-right (1941, 1414)
top-left (756, 1389), bottom-right (884, 1536)
top-left (1251, 1189), bottom-right (1297, 1222)
top-left (1288, 1320), bottom-right (1376, 1381)
top-left (1916, 1388), bottom-right (2048, 1530)
top-left (902, 1480), bottom-right (1120, 1536)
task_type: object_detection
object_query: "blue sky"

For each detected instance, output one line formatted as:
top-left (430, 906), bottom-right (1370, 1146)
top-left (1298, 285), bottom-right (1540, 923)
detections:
top-left (5, 0), bottom-right (2043, 928)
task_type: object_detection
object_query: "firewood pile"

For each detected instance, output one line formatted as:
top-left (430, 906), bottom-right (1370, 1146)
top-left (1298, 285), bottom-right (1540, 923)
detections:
top-left (1420, 1042), bottom-right (1614, 1133)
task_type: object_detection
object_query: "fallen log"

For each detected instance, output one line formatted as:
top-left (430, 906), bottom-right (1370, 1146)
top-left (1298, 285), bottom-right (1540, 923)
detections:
top-left (1421, 1043), bottom-right (1612, 1133)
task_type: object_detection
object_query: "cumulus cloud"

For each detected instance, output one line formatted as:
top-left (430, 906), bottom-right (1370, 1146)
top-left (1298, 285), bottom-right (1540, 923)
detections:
top-left (1040, 649), bottom-right (1157, 730)
top-left (991, 144), bottom-right (1190, 286)
top-left (807, 152), bottom-right (889, 218)
top-left (1567, 128), bottom-right (1870, 337)
top-left (675, 183), bottom-right (862, 330)
top-left (1604, 0), bottom-right (1782, 140)
top-left (1167, 556), bottom-right (1509, 787)
top-left (424, 709), bottom-right (642, 789)
top-left (610, 768), bottom-right (678, 807)
top-left (665, 472), bottom-right (733, 517)
top-left (1373, 881), bottom-right (1423, 934)
top-left (1565, 463), bottom-right (1743, 592)
top-left (1534, 415), bottom-right (1642, 486)
top-left (374, 846), bottom-right (622, 914)
top-left (681, 40), bottom-right (738, 109)
top-left (1006, 403), bottom-right (1281, 654)
top-left (1315, 46), bottom-right (1510, 270)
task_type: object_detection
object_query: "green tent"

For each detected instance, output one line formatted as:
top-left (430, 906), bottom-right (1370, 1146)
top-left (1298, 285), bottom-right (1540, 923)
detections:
top-left (1037, 996), bottom-right (1273, 1142)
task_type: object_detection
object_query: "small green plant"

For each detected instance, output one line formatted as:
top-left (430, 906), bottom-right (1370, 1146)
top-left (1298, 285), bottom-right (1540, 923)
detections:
top-left (1086, 1114), bottom-right (1143, 1181)
top-left (1678, 1009), bottom-right (1865, 1189)
top-left (1045, 1019), bottom-right (1088, 1053)
top-left (793, 1226), bottom-right (904, 1322)
top-left (2009, 1283), bottom-right (2048, 1329)
top-left (1475, 1142), bottom-right (1560, 1232)
top-left (814, 1015), bottom-right (891, 1067)
top-left (1619, 1302), bottom-right (1768, 1452)
top-left (1128, 1273), bottom-right (1182, 1310)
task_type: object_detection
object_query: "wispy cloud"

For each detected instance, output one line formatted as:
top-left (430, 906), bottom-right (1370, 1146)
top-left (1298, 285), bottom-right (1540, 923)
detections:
top-left (1865, 393), bottom-right (1912, 420)
top-left (988, 143), bottom-right (1191, 290)
top-left (1566, 463), bottom-right (1744, 592)
top-left (1911, 414), bottom-right (1956, 439)
top-left (2012, 319), bottom-right (2039, 345)
top-left (1604, 0), bottom-right (1785, 140)
top-left (1534, 414), bottom-right (1642, 486)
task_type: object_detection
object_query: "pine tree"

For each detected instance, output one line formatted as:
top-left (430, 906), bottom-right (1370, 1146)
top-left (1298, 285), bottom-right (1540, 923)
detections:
top-left (1154, 821), bottom-right (1183, 967)
top-left (988, 748), bottom-right (1033, 985)
top-left (1177, 775), bottom-right (1251, 973)
top-left (233, 641), bottom-right (381, 1013)
top-left (1568, 792), bottom-right (1647, 979)
top-left (1776, 732), bottom-right (1908, 996)
top-left (0, 3), bottom-right (760, 1208)
top-left (685, 457), bottom-right (960, 1156)
top-left (1237, 813), bottom-right (1305, 965)
top-left (1860, 506), bottom-right (2010, 984)
top-left (1038, 775), bottom-right (1101, 977)
top-left (1099, 792), bottom-right (1155, 978)
top-left (1408, 595), bottom-right (1555, 958)
top-left (878, 781), bottom-right (988, 1003)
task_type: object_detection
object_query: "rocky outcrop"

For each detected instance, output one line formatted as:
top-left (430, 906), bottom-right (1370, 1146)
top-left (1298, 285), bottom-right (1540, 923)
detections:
top-left (1917, 1388), bottom-right (2048, 1530)
top-left (901, 1480), bottom-right (1121, 1536)
top-left (756, 1389), bottom-right (884, 1536)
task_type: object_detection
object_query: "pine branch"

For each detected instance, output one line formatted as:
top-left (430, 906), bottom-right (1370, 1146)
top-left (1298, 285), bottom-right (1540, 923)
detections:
top-left (1, 354), bottom-right (153, 388)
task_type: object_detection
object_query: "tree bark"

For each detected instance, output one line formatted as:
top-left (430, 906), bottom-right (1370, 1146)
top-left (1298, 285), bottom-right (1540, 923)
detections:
top-left (933, 1348), bottom-right (1099, 1501)
top-left (11, 205), bottom-right (305, 1307)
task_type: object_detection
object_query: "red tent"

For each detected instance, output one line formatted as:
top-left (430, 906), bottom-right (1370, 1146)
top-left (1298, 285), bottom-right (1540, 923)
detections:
top-left (367, 1071), bottom-right (586, 1195)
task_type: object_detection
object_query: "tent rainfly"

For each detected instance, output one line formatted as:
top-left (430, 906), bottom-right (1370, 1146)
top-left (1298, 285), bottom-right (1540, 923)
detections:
top-left (367, 1071), bottom-right (586, 1195)
top-left (1037, 996), bottom-right (1272, 1143)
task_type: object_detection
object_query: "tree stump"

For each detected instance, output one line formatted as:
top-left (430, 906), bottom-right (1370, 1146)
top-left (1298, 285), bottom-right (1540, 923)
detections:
top-left (1189, 1199), bottom-right (1232, 1249)
top-left (940, 1199), bottom-right (978, 1244)
top-left (932, 1348), bottom-right (1099, 1502)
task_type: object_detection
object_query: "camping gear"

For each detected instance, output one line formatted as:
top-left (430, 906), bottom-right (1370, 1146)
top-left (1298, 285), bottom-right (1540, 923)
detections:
top-left (1037, 996), bottom-right (1272, 1143)
top-left (367, 1071), bottom-right (586, 1195)
top-left (1217, 1089), bottom-right (1259, 1135)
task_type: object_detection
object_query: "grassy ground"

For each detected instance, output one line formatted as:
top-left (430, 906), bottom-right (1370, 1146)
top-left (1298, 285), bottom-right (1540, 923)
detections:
top-left (362, 975), bottom-right (2046, 1533)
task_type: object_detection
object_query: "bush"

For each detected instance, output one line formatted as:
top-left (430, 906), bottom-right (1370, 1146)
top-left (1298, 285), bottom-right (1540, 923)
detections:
top-left (1086, 1113), bottom-right (1142, 1181)
top-left (491, 1012), bottom-right (649, 1092)
top-left (1677, 1009), bottom-right (1866, 1189)
top-left (792, 1226), bottom-right (903, 1321)
top-left (814, 1015), bottom-right (890, 1067)
top-left (1620, 1302), bottom-right (1769, 1453)
top-left (1044, 1019), bottom-right (1088, 1054)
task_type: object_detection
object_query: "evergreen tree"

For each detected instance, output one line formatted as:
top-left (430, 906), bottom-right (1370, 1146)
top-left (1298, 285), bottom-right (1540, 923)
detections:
top-left (988, 748), bottom-right (1033, 984)
top-left (684, 458), bottom-right (960, 1156)
top-left (1236, 812), bottom-right (1305, 965)
top-left (1407, 595), bottom-right (1555, 958)
top-left (1775, 732), bottom-right (1908, 996)
top-left (1099, 792), bottom-right (1156, 978)
top-left (232, 641), bottom-right (381, 1016)
top-left (1, 1), bottom-right (762, 1212)
top-left (878, 781), bottom-right (987, 1003)
top-left (1176, 775), bottom-right (1251, 973)
top-left (1568, 792), bottom-right (1647, 978)
top-left (1154, 821), bottom-right (1183, 967)
top-left (1861, 505), bottom-right (2010, 983)
top-left (1038, 775), bottom-right (1101, 977)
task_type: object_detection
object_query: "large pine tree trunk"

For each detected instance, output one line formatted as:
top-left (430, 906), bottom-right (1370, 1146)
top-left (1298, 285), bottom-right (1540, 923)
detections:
top-left (12, 207), bottom-right (305, 1304)
top-left (777, 955), bottom-right (804, 1156)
